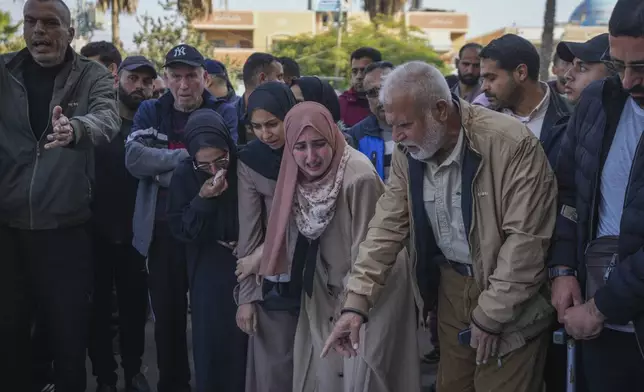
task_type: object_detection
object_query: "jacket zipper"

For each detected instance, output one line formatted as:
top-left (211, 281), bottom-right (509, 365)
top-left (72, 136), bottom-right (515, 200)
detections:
top-left (9, 72), bottom-right (49, 229)
top-left (468, 149), bottom-right (484, 291)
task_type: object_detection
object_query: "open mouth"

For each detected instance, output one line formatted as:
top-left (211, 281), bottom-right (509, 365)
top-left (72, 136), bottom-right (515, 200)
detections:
top-left (306, 163), bottom-right (322, 171)
top-left (32, 39), bottom-right (52, 50)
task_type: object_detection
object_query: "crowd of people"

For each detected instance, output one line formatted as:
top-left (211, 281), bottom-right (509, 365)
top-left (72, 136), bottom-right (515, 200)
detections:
top-left (1, 0), bottom-right (644, 391)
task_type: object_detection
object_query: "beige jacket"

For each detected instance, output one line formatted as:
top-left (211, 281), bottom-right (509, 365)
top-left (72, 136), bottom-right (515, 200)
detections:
top-left (236, 160), bottom-right (280, 305)
top-left (290, 148), bottom-right (419, 392)
top-left (344, 100), bottom-right (558, 355)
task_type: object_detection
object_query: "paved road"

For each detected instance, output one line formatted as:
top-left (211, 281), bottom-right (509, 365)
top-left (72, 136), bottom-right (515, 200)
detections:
top-left (87, 318), bottom-right (436, 391)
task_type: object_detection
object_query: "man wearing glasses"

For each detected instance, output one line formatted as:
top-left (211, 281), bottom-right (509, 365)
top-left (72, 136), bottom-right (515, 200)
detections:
top-left (124, 44), bottom-right (237, 392)
top-left (549, 0), bottom-right (644, 390)
top-left (347, 61), bottom-right (395, 181)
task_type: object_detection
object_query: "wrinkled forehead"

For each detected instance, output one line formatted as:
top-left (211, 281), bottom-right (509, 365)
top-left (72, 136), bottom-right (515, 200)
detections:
top-left (165, 65), bottom-right (202, 77)
top-left (24, 0), bottom-right (71, 26)
top-left (383, 93), bottom-right (421, 118)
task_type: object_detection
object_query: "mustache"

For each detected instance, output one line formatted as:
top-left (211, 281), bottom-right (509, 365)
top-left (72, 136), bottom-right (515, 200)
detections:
top-left (627, 85), bottom-right (644, 95)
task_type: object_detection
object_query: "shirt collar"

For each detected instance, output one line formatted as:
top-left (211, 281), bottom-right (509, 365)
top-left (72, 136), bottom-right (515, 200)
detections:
top-left (502, 82), bottom-right (550, 123)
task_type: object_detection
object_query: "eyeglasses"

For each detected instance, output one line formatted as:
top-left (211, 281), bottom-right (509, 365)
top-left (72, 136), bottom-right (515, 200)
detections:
top-left (365, 86), bottom-right (380, 99)
top-left (600, 48), bottom-right (644, 75)
top-left (193, 154), bottom-right (229, 172)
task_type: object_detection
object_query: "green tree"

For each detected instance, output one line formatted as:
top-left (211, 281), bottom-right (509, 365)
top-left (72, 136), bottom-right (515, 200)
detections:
top-left (0, 11), bottom-right (24, 53)
top-left (177, 0), bottom-right (211, 17)
top-left (131, 0), bottom-right (240, 82)
top-left (96, 0), bottom-right (139, 47)
top-left (132, 0), bottom-right (213, 70)
top-left (272, 17), bottom-right (447, 89)
top-left (364, 0), bottom-right (408, 21)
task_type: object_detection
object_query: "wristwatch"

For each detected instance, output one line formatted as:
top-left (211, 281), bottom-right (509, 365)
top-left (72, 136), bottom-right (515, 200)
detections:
top-left (548, 267), bottom-right (577, 280)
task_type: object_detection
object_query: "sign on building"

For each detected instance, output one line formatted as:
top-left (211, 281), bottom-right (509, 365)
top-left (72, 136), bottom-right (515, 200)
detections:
top-left (316, 0), bottom-right (349, 12)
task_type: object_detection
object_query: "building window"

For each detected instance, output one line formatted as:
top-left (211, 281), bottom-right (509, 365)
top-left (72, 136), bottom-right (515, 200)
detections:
top-left (212, 40), bottom-right (226, 48)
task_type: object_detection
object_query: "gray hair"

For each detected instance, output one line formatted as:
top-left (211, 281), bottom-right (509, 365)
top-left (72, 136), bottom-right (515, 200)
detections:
top-left (379, 61), bottom-right (452, 110)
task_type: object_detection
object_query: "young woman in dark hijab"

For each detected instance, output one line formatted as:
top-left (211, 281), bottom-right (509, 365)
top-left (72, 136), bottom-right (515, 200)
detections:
top-left (234, 81), bottom-right (299, 392)
top-left (291, 76), bottom-right (342, 123)
top-left (166, 108), bottom-right (246, 392)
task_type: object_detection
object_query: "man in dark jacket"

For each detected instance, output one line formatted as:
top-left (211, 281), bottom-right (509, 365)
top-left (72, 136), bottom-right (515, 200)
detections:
top-left (480, 33), bottom-right (572, 167)
top-left (348, 61), bottom-right (395, 181)
top-left (557, 34), bottom-right (613, 105)
top-left (339, 47), bottom-right (382, 127)
top-left (451, 43), bottom-right (483, 103)
top-left (549, 1), bottom-right (644, 390)
top-left (205, 58), bottom-right (239, 105)
top-left (125, 44), bottom-right (236, 392)
top-left (0, 0), bottom-right (120, 390)
top-left (89, 55), bottom-right (157, 392)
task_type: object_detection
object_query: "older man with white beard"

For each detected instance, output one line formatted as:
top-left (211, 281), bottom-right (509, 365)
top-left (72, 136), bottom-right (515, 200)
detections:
top-left (323, 61), bottom-right (558, 392)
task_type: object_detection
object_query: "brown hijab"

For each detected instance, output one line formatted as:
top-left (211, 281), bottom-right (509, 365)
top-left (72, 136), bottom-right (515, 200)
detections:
top-left (260, 101), bottom-right (349, 277)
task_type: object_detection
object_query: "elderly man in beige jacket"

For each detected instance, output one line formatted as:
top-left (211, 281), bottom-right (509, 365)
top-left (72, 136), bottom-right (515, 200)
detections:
top-left (323, 61), bottom-right (558, 392)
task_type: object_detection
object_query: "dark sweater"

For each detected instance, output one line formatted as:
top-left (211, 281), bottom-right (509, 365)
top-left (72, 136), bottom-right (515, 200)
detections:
top-left (23, 51), bottom-right (71, 140)
top-left (92, 117), bottom-right (139, 243)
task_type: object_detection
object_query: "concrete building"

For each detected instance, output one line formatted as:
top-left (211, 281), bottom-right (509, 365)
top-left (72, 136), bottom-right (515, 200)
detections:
top-left (191, 8), bottom-right (469, 66)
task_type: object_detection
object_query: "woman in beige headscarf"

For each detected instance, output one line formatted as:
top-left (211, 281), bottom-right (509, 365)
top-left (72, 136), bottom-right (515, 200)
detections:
top-left (260, 101), bottom-right (420, 392)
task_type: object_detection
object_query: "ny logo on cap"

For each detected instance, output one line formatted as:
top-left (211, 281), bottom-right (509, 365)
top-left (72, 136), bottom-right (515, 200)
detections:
top-left (174, 46), bottom-right (186, 57)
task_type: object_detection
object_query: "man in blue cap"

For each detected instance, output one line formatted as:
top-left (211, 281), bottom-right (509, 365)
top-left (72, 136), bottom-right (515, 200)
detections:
top-left (205, 58), bottom-right (239, 105)
top-left (125, 44), bottom-right (237, 392)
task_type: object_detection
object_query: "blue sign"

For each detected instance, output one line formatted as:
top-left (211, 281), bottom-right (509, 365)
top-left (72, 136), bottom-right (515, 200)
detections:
top-left (316, 0), bottom-right (345, 12)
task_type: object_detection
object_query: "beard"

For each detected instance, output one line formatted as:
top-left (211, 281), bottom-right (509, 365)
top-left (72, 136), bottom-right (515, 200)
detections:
top-left (119, 85), bottom-right (147, 111)
top-left (405, 116), bottom-right (448, 161)
top-left (627, 85), bottom-right (644, 107)
top-left (458, 70), bottom-right (480, 86)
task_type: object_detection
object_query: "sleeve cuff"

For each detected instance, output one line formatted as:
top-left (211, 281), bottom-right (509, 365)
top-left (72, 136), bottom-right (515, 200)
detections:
top-left (340, 308), bottom-right (369, 323)
top-left (471, 305), bottom-right (503, 335)
top-left (70, 118), bottom-right (85, 144)
top-left (190, 195), bottom-right (218, 213)
top-left (547, 242), bottom-right (578, 269)
top-left (594, 285), bottom-right (630, 323)
top-left (343, 292), bottom-right (370, 317)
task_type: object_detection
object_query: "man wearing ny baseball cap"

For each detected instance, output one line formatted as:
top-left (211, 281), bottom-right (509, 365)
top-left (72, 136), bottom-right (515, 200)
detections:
top-left (89, 53), bottom-right (158, 392)
top-left (556, 33), bottom-right (614, 104)
top-left (205, 58), bottom-right (240, 105)
top-left (124, 44), bottom-right (238, 392)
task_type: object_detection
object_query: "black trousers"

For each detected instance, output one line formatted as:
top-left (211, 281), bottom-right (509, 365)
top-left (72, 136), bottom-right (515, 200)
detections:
top-left (148, 222), bottom-right (190, 392)
top-left (0, 225), bottom-right (93, 392)
top-left (582, 328), bottom-right (644, 392)
top-left (88, 236), bottom-right (148, 386)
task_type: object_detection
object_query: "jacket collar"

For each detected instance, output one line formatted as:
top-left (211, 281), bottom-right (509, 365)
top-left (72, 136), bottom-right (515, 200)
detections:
top-left (360, 114), bottom-right (383, 137)
top-left (6, 46), bottom-right (84, 117)
top-left (541, 82), bottom-right (572, 140)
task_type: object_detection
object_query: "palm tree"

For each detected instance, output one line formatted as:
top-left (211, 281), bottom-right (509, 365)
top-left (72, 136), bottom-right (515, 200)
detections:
top-left (539, 0), bottom-right (556, 81)
top-left (177, 0), bottom-right (212, 17)
top-left (363, 0), bottom-right (408, 21)
top-left (96, 0), bottom-right (138, 47)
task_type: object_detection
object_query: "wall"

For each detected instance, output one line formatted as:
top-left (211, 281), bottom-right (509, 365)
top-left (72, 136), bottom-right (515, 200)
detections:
top-left (253, 11), bottom-right (316, 52)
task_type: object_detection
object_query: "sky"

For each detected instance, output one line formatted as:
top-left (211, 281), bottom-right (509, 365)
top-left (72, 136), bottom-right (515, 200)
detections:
top-left (6, 0), bottom-right (586, 49)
